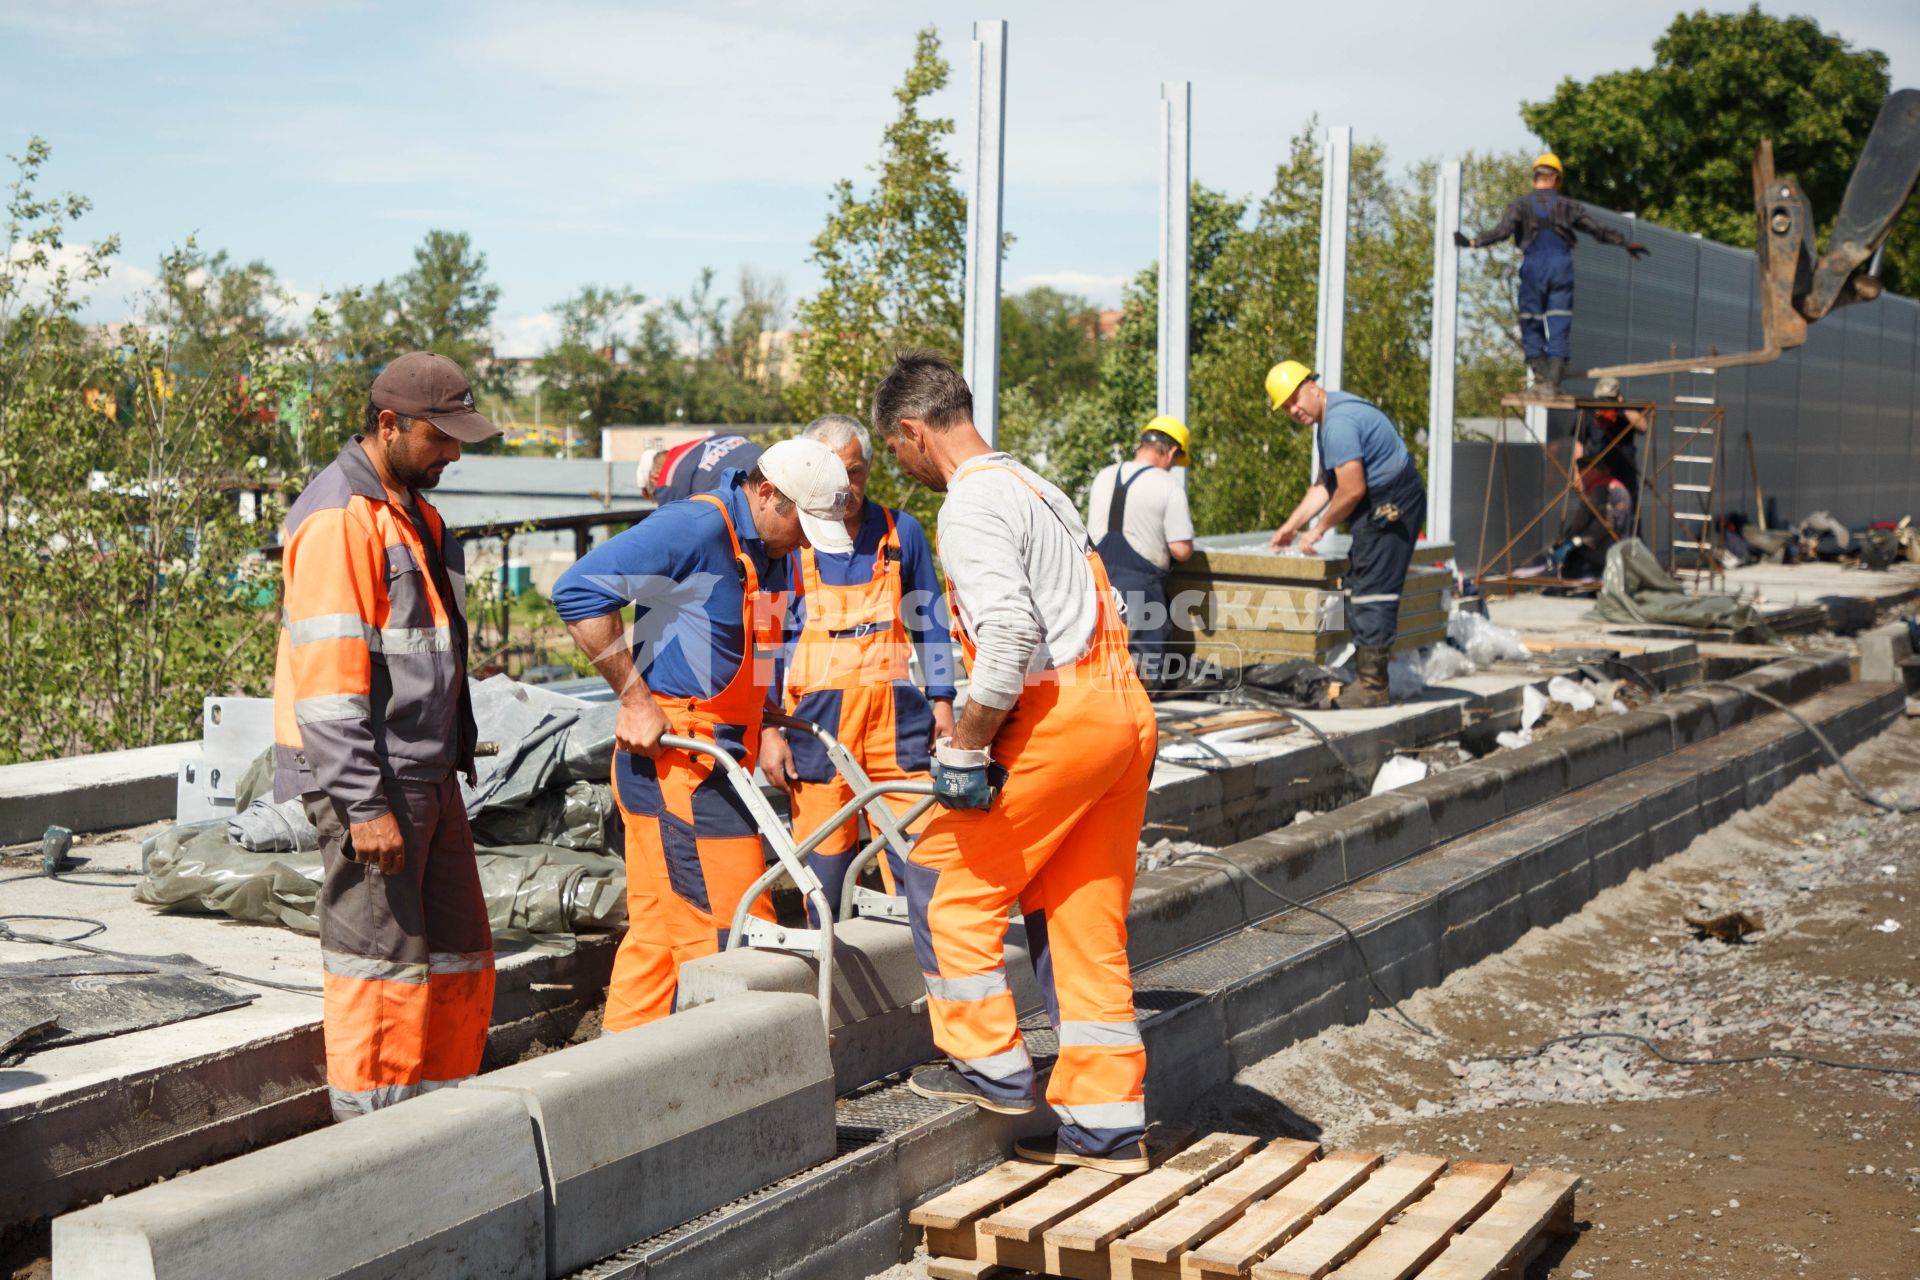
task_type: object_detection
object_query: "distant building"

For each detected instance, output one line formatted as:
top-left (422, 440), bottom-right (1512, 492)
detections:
top-left (748, 329), bottom-right (804, 388)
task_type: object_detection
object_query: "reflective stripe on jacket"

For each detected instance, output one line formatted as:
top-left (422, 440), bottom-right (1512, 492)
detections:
top-left (272, 436), bottom-right (476, 819)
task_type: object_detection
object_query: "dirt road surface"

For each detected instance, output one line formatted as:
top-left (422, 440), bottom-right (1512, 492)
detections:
top-left (879, 717), bottom-right (1920, 1279)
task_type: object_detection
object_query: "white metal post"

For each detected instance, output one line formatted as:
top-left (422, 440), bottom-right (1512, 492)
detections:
top-left (1157, 80), bottom-right (1191, 426)
top-left (962, 19), bottom-right (1008, 447)
top-left (1427, 160), bottom-right (1462, 543)
top-left (1311, 126), bottom-right (1351, 477)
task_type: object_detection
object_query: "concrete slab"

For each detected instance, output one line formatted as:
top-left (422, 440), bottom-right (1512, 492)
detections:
top-left (0, 741), bottom-right (195, 845)
top-left (464, 991), bottom-right (834, 1276)
top-left (51, 1087), bottom-right (545, 1280)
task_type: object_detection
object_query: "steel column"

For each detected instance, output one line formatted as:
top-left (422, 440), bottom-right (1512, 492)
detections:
top-left (962, 18), bottom-right (1008, 446)
top-left (1427, 160), bottom-right (1462, 543)
top-left (1157, 80), bottom-right (1191, 425)
top-left (1312, 126), bottom-right (1351, 475)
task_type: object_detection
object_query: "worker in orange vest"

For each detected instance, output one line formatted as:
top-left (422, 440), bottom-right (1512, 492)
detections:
top-left (769, 414), bottom-right (957, 915)
top-left (872, 352), bottom-right (1158, 1175)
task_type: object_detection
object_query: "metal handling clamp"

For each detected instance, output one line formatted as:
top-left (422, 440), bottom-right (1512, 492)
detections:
top-left (662, 724), bottom-right (935, 1031)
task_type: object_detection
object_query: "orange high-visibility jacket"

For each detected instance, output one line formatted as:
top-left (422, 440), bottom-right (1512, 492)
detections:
top-left (272, 437), bottom-right (476, 820)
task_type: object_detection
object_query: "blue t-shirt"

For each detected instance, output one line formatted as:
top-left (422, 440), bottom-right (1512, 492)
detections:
top-left (550, 469), bottom-right (787, 701)
top-left (1317, 391), bottom-right (1411, 494)
top-left (780, 502), bottom-right (957, 702)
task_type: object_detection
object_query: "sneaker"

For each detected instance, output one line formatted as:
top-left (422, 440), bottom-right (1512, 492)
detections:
top-left (908, 1065), bottom-right (1034, 1116)
top-left (1013, 1132), bottom-right (1150, 1174)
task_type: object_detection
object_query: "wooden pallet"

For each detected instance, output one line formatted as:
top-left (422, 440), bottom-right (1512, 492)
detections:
top-left (910, 1133), bottom-right (1578, 1280)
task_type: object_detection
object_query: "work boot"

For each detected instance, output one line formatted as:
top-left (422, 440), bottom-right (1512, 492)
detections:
top-left (1545, 357), bottom-right (1568, 395)
top-left (1523, 357), bottom-right (1553, 398)
top-left (1014, 1132), bottom-right (1151, 1175)
top-left (908, 1065), bottom-right (1034, 1116)
top-left (1337, 645), bottom-right (1393, 710)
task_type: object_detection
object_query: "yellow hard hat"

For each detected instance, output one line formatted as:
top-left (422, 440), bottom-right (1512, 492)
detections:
top-left (1533, 152), bottom-right (1564, 177)
top-left (1264, 360), bottom-right (1316, 410)
top-left (1143, 414), bottom-right (1190, 461)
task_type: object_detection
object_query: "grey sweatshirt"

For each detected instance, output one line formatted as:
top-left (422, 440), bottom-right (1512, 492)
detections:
top-left (936, 453), bottom-right (1099, 710)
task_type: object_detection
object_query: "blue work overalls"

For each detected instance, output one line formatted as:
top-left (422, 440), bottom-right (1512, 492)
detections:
top-left (1517, 192), bottom-right (1575, 361)
top-left (1093, 465), bottom-right (1171, 682)
top-left (1328, 449), bottom-right (1428, 650)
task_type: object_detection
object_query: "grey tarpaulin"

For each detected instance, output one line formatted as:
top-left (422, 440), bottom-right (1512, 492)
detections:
top-left (1592, 538), bottom-right (1771, 634)
top-left (463, 674), bottom-right (582, 814)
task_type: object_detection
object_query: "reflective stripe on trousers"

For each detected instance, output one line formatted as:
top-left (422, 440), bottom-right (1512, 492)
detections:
top-left (308, 774), bottom-right (494, 1123)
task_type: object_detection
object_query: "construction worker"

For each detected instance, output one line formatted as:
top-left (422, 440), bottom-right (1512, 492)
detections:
top-left (273, 352), bottom-right (499, 1121)
top-left (551, 438), bottom-right (852, 1031)
top-left (770, 414), bottom-right (957, 918)
top-left (1085, 416), bottom-right (1195, 684)
top-left (1455, 153), bottom-right (1649, 395)
top-left (638, 431), bottom-right (765, 505)
top-left (1264, 360), bottom-right (1424, 709)
top-left (872, 351), bottom-right (1157, 1175)
top-left (1576, 377), bottom-right (1650, 530)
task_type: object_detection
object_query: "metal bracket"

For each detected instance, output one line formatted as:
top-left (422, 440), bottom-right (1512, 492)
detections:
top-left (736, 917), bottom-right (827, 954)
top-left (850, 886), bottom-right (912, 921)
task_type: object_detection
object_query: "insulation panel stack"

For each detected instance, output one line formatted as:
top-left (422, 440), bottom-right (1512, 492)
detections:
top-left (1169, 542), bottom-right (1454, 665)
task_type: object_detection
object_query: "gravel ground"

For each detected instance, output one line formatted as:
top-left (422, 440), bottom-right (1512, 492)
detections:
top-left (878, 716), bottom-right (1920, 1279)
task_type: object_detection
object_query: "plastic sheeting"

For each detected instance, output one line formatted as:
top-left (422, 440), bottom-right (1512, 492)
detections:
top-left (1592, 538), bottom-right (1769, 633)
top-left (1156, 657), bottom-right (1334, 710)
top-left (136, 822), bottom-right (626, 939)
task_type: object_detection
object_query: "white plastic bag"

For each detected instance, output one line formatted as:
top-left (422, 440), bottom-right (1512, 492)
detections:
top-left (1387, 651), bottom-right (1427, 701)
top-left (1423, 644), bottom-right (1477, 682)
top-left (1546, 675), bottom-right (1597, 712)
top-left (1521, 684), bottom-right (1549, 731)
top-left (1448, 610), bottom-right (1532, 666)
top-left (1370, 754), bottom-right (1429, 796)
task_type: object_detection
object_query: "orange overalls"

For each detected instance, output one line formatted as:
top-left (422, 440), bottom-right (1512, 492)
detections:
top-left (900, 466), bottom-right (1158, 1158)
top-left (605, 492), bottom-right (780, 1032)
top-left (784, 506), bottom-right (936, 915)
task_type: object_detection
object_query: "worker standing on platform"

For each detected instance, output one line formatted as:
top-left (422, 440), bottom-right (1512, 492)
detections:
top-left (551, 439), bottom-right (853, 1030)
top-left (1085, 416), bottom-right (1196, 685)
top-left (273, 352), bottom-right (499, 1121)
top-left (1577, 377), bottom-right (1650, 530)
top-left (872, 351), bottom-right (1157, 1175)
top-left (638, 431), bottom-right (766, 505)
top-left (1455, 153), bottom-right (1649, 396)
top-left (1264, 360), bottom-right (1425, 710)
top-left (771, 414), bottom-right (957, 918)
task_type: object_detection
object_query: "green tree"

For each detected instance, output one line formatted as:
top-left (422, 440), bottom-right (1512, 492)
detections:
top-left (998, 286), bottom-right (1101, 410)
top-left (0, 140), bottom-right (281, 761)
top-left (1520, 6), bottom-right (1915, 290)
top-left (787, 26), bottom-right (971, 515)
top-left (534, 285), bottom-right (652, 439)
top-left (394, 229), bottom-right (501, 370)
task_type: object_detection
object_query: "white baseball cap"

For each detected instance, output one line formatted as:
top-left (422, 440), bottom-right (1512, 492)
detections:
top-left (757, 438), bottom-right (855, 553)
top-left (636, 447), bottom-right (664, 496)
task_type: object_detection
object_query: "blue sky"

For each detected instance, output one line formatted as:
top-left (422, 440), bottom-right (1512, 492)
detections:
top-left (4, 0), bottom-right (1915, 354)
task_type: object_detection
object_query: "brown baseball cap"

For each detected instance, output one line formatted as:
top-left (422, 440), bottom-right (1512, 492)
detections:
top-left (370, 352), bottom-right (500, 443)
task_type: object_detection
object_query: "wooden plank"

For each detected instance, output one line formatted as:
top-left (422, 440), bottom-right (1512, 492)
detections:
top-left (1112, 1139), bottom-right (1322, 1278)
top-left (1183, 1150), bottom-right (1382, 1278)
top-left (926, 1256), bottom-right (1010, 1280)
top-left (1251, 1153), bottom-right (1448, 1280)
top-left (912, 1160), bottom-right (1065, 1231)
top-left (980, 1127), bottom-right (1197, 1274)
top-left (1043, 1134), bottom-right (1259, 1278)
top-left (1326, 1162), bottom-right (1512, 1280)
top-left (1519, 635), bottom-right (1648, 656)
top-left (1160, 709), bottom-right (1298, 736)
top-left (1418, 1168), bottom-right (1580, 1280)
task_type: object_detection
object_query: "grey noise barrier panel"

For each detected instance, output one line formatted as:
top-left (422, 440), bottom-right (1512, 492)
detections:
top-left (52, 1087), bottom-right (546, 1280)
top-left (558, 661), bottom-right (1897, 1279)
top-left (463, 990), bottom-right (835, 1277)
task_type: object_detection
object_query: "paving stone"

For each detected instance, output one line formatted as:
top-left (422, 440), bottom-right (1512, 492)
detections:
top-left (1404, 763), bottom-right (1505, 843)
top-left (1128, 861), bottom-right (1252, 968)
top-left (1210, 825), bottom-right (1347, 915)
top-left (53, 1088), bottom-right (544, 1280)
top-left (1484, 741), bottom-right (1571, 812)
top-left (1332, 791), bottom-right (1435, 880)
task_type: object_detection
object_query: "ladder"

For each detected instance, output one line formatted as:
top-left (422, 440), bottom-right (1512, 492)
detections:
top-left (1662, 367), bottom-right (1726, 587)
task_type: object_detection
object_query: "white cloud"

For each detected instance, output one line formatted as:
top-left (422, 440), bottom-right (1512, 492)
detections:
top-left (3, 240), bottom-right (159, 318)
top-left (1008, 270), bottom-right (1129, 307)
top-left (493, 310), bottom-right (562, 358)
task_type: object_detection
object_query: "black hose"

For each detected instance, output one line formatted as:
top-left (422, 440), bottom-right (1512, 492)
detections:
top-left (0, 914), bottom-right (324, 997)
top-left (1180, 852), bottom-right (1434, 1038)
top-left (1693, 679), bottom-right (1920, 814)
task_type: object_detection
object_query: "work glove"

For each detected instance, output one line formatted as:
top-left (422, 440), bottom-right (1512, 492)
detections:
top-left (1627, 241), bottom-right (1650, 260)
top-left (930, 738), bottom-right (1008, 811)
top-left (1451, 230), bottom-right (1472, 249)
